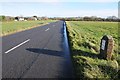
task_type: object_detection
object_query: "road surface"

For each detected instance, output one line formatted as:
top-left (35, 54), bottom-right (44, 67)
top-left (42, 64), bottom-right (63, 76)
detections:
top-left (2, 21), bottom-right (75, 79)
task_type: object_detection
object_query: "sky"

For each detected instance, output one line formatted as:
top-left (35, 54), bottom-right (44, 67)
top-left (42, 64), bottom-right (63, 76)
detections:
top-left (0, 0), bottom-right (119, 18)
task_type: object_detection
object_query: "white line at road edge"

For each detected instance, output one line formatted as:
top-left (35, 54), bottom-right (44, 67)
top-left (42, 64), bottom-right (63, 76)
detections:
top-left (5, 39), bottom-right (30, 54)
top-left (45, 28), bottom-right (49, 31)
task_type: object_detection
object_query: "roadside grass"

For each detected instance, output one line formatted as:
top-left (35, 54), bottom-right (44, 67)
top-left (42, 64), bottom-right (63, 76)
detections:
top-left (66, 21), bottom-right (119, 79)
top-left (1, 20), bottom-right (56, 36)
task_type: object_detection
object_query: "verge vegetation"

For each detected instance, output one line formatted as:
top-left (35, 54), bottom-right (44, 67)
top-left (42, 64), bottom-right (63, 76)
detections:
top-left (1, 20), bottom-right (56, 36)
top-left (66, 21), bottom-right (119, 79)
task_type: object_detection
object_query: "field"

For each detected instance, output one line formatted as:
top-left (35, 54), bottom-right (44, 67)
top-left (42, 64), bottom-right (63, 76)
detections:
top-left (66, 21), bottom-right (119, 79)
top-left (1, 20), bottom-right (56, 36)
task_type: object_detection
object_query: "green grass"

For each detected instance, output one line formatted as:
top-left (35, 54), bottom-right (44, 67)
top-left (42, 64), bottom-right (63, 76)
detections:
top-left (1, 20), bottom-right (56, 36)
top-left (66, 21), bottom-right (119, 79)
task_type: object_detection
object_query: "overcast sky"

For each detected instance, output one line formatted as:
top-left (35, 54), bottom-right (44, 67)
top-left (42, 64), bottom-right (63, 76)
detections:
top-left (0, 0), bottom-right (119, 18)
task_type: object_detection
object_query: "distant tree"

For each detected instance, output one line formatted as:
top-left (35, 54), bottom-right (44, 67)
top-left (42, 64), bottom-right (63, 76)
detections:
top-left (90, 16), bottom-right (97, 21)
top-left (33, 16), bottom-right (37, 18)
top-left (15, 17), bottom-right (19, 21)
top-left (24, 17), bottom-right (29, 20)
top-left (106, 16), bottom-right (118, 22)
top-left (41, 16), bottom-right (48, 20)
top-left (83, 16), bottom-right (91, 21)
top-left (5, 16), bottom-right (14, 21)
top-left (0, 15), bottom-right (5, 21)
top-left (0, 16), bottom-right (2, 21)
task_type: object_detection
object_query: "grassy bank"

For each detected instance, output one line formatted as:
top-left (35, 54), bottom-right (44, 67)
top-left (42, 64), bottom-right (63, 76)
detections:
top-left (66, 21), bottom-right (119, 79)
top-left (1, 20), bottom-right (56, 36)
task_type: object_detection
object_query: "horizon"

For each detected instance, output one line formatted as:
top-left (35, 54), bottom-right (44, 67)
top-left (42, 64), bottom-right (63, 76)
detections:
top-left (0, 2), bottom-right (118, 18)
top-left (0, 15), bottom-right (118, 19)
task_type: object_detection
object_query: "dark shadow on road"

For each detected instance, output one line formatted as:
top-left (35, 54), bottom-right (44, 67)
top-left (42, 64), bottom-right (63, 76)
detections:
top-left (22, 21), bottom-right (75, 78)
top-left (25, 48), bottom-right (75, 78)
top-left (26, 48), bottom-right (64, 57)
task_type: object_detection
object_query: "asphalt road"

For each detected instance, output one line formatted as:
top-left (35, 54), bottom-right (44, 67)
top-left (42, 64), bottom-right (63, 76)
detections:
top-left (2, 21), bottom-right (75, 79)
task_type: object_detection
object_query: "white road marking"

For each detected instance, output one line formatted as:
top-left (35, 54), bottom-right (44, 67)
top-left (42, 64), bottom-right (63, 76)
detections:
top-left (5, 39), bottom-right (30, 54)
top-left (45, 28), bottom-right (49, 31)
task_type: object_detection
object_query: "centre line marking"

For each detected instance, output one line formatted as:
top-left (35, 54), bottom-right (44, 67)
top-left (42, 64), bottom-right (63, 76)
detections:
top-left (5, 39), bottom-right (30, 54)
top-left (45, 28), bottom-right (49, 31)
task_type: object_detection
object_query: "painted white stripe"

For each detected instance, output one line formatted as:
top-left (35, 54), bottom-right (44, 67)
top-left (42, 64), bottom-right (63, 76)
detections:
top-left (45, 28), bottom-right (50, 31)
top-left (5, 39), bottom-right (30, 54)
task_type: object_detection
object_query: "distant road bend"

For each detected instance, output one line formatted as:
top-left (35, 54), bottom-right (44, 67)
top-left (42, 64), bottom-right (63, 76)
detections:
top-left (2, 21), bottom-right (75, 78)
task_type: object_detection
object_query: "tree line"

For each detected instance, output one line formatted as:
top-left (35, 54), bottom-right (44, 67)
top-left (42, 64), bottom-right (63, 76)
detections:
top-left (57, 16), bottom-right (119, 22)
top-left (0, 15), bottom-right (119, 22)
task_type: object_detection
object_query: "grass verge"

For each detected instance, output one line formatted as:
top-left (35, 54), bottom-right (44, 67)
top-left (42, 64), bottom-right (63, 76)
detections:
top-left (1, 20), bottom-right (56, 36)
top-left (66, 21), bottom-right (119, 79)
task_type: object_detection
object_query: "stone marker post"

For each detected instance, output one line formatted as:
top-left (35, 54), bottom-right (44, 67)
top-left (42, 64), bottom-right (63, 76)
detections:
top-left (100, 35), bottom-right (114, 60)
